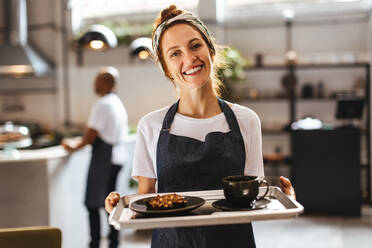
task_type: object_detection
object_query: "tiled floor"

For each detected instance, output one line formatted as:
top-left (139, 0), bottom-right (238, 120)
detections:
top-left (102, 206), bottom-right (372, 248)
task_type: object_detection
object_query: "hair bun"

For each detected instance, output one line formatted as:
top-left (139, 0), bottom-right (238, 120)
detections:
top-left (160, 5), bottom-right (183, 23)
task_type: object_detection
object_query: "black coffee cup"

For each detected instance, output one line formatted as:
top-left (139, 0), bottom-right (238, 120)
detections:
top-left (222, 175), bottom-right (270, 206)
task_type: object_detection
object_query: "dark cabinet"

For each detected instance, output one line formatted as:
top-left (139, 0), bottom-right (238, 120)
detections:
top-left (291, 128), bottom-right (361, 215)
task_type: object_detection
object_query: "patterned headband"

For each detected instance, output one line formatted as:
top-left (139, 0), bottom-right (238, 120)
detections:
top-left (152, 12), bottom-right (215, 74)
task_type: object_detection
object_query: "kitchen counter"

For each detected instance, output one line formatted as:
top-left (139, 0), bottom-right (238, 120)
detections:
top-left (0, 145), bottom-right (68, 163)
top-left (0, 135), bottom-right (137, 163)
top-left (0, 134), bottom-right (136, 248)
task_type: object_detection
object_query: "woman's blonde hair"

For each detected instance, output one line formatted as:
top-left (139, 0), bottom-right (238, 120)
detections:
top-left (152, 5), bottom-right (225, 96)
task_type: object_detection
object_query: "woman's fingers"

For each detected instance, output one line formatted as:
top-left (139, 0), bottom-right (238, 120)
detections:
top-left (105, 192), bottom-right (121, 214)
top-left (279, 176), bottom-right (296, 200)
top-left (280, 176), bottom-right (291, 188)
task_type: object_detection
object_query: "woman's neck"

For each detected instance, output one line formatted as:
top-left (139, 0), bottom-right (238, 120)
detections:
top-left (178, 85), bottom-right (221, 119)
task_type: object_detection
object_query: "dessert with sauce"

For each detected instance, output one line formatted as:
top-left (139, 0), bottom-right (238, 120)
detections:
top-left (146, 193), bottom-right (188, 210)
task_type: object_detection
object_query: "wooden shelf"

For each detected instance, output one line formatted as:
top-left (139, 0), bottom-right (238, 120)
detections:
top-left (361, 163), bottom-right (370, 168)
top-left (240, 97), bottom-right (287, 102)
top-left (262, 130), bottom-right (288, 135)
top-left (245, 62), bottom-right (370, 71)
top-left (240, 96), bottom-right (343, 102)
top-left (0, 87), bottom-right (56, 95)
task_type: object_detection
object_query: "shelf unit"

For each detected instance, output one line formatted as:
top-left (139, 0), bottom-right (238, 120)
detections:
top-left (245, 62), bottom-right (370, 71)
top-left (240, 96), bottom-right (344, 102)
top-left (239, 62), bottom-right (371, 203)
top-left (0, 87), bottom-right (56, 95)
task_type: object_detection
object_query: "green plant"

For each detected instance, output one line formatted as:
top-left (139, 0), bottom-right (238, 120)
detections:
top-left (76, 19), bottom-right (153, 46)
top-left (101, 20), bottom-right (153, 45)
top-left (128, 125), bottom-right (137, 134)
top-left (129, 178), bottom-right (138, 188)
top-left (218, 47), bottom-right (248, 82)
top-left (217, 47), bottom-right (249, 101)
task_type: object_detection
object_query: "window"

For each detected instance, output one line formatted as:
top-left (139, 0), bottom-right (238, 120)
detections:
top-left (225, 0), bottom-right (368, 8)
top-left (71, 0), bottom-right (199, 33)
top-left (222, 0), bottom-right (372, 24)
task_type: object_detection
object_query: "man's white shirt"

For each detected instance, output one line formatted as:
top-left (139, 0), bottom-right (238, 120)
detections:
top-left (88, 93), bottom-right (128, 166)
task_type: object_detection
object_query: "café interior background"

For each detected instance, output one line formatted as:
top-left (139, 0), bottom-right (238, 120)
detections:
top-left (1, 0), bottom-right (372, 247)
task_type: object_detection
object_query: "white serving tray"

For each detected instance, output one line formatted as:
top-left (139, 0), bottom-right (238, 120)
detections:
top-left (109, 186), bottom-right (303, 230)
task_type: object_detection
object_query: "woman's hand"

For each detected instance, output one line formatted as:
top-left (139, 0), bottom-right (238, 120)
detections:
top-left (105, 191), bottom-right (121, 214)
top-left (104, 177), bottom-right (155, 214)
top-left (279, 176), bottom-right (296, 200)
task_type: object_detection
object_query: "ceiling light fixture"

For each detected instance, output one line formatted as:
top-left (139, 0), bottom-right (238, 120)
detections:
top-left (282, 9), bottom-right (295, 21)
top-left (77, 25), bottom-right (118, 65)
top-left (129, 37), bottom-right (153, 60)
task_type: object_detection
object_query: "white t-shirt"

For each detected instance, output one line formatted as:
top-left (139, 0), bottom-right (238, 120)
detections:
top-left (88, 93), bottom-right (129, 166)
top-left (131, 103), bottom-right (264, 186)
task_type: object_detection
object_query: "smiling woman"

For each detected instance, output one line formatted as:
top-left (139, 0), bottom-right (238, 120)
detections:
top-left (161, 24), bottom-right (213, 90)
top-left (151, 7), bottom-right (225, 97)
top-left (105, 4), bottom-right (295, 248)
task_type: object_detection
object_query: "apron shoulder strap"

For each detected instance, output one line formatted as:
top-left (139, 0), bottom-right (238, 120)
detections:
top-left (217, 98), bottom-right (241, 132)
top-left (161, 100), bottom-right (180, 131)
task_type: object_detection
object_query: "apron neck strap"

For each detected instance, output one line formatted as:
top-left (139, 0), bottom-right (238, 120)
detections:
top-left (161, 98), bottom-right (240, 131)
top-left (217, 98), bottom-right (241, 132)
top-left (162, 100), bottom-right (180, 130)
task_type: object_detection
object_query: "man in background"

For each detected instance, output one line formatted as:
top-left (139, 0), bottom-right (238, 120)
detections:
top-left (62, 66), bottom-right (128, 248)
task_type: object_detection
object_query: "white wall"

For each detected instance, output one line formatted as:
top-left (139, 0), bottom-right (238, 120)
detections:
top-left (223, 21), bottom-right (368, 64)
top-left (67, 60), bottom-right (177, 126)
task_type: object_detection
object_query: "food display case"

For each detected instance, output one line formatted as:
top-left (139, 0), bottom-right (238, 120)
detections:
top-left (0, 122), bottom-right (32, 159)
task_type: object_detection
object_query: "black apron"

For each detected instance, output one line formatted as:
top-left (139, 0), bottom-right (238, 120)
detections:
top-left (85, 137), bottom-right (121, 208)
top-left (152, 98), bottom-right (256, 248)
